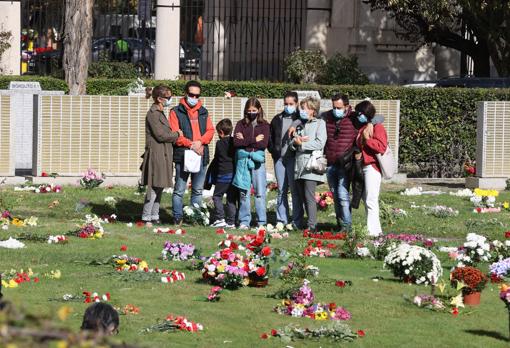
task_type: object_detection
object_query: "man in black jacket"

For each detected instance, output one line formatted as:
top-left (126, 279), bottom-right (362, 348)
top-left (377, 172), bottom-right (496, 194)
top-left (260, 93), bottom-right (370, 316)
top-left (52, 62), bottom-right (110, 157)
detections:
top-left (268, 91), bottom-right (304, 228)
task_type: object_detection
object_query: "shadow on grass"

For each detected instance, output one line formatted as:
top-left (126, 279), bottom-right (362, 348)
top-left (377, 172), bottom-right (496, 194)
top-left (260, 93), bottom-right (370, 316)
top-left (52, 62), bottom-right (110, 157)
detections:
top-left (89, 199), bottom-right (173, 223)
top-left (464, 329), bottom-right (509, 342)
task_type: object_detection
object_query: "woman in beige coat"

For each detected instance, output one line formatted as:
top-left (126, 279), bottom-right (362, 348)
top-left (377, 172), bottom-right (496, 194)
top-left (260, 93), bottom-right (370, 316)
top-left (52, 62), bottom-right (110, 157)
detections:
top-left (140, 86), bottom-right (182, 225)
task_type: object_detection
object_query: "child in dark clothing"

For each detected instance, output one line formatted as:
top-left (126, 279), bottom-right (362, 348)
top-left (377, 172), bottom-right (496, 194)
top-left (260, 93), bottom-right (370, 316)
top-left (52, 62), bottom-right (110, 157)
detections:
top-left (209, 119), bottom-right (238, 228)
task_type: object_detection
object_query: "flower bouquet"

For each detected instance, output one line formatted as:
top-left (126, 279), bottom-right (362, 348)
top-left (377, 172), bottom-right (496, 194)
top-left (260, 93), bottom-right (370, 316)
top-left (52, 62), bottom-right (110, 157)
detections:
top-left (490, 258), bottom-right (510, 283)
top-left (161, 242), bottom-right (199, 261)
top-left (267, 321), bottom-right (358, 343)
top-left (80, 168), bottom-right (105, 189)
top-left (303, 229), bottom-right (347, 240)
top-left (101, 214), bottom-right (117, 224)
top-left (273, 280), bottom-right (351, 321)
top-left (202, 247), bottom-right (249, 289)
top-left (303, 239), bottom-right (335, 257)
top-left (409, 294), bottom-right (446, 311)
top-left (183, 203), bottom-right (210, 226)
top-left (154, 227), bottom-right (186, 235)
top-left (267, 181), bottom-right (278, 192)
top-left (315, 191), bottom-right (334, 211)
top-left (499, 284), bottom-right (510, 341)
top-left (490, 239), bottom-right (510, 263)
top-left (384, 244), bottom-right (442, 285)
top-left (76, 215), bottom-right (104, 239)
top-left (471, 188), bottom-right (500, 213)
top-left (47, 235), bottom-right (69, 244)
top-left (1, 268), bottom-right (39, 288)
top-left (143, 314), bottom-right (203, 333)
top-left (450, 266), bottom-right (488, 305)
top-left (370, 233), bottom-right (434, 260)
top-left (455, 233), bottom-right (491, 267)
top-left (422, 205), bottom-right (459, 218)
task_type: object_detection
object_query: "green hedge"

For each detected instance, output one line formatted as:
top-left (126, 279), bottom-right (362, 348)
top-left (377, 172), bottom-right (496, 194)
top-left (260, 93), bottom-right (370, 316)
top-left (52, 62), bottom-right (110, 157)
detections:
top-left (1, 76), bottom-right (510, 177)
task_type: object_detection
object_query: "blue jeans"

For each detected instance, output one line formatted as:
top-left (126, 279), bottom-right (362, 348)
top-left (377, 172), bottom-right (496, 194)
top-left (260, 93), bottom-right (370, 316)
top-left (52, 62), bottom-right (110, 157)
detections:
top-left (172, 162), bottom-right (207, 221)
top-left (274, 157), bottom-right (304, 226)
top-left (238, 163), bottom-right (267, 226)
top-left (327, 164), bottom-right (351, 227)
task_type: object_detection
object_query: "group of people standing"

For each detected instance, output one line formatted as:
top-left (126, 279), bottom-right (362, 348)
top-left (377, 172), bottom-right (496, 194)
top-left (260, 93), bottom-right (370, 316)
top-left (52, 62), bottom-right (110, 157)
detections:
top-left (140, 81), bottom-right (388, 236)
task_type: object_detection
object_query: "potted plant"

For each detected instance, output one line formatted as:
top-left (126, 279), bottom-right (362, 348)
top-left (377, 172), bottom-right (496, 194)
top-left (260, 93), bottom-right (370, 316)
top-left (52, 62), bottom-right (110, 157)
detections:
top-left (384, 244), bottom-right (443, 285)
top-left (450, 266), bottom-right (488, 306)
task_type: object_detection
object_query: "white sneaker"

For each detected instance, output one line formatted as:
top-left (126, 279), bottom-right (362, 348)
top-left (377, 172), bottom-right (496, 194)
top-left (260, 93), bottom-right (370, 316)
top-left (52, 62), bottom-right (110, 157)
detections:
top-left (211, 219), bottom-right (226, 227)
top-left (239, 225), bottom-right (250, 230)
top-left (225, 223), bottom-right (236, 229)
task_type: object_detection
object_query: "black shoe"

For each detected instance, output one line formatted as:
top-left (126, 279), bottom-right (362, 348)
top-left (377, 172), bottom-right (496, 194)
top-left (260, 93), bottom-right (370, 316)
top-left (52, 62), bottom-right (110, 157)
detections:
top-left (152, 219), bottom-right (162, 225)
top-left (173, 218), bottom-right (182, 226)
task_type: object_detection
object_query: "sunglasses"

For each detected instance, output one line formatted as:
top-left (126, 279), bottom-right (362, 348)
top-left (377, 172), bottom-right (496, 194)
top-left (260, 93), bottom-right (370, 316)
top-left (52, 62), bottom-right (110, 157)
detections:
top-left (188, 93), bottom-right (200, 99)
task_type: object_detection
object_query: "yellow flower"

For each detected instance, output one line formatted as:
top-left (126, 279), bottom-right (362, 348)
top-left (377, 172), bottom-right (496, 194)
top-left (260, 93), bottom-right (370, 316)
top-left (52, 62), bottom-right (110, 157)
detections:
top-left (314, 311), bottom-right (328, 320)
top-left (325, 197), bottom-right (334, 205)
top-left (504, 202), bottom-right (510, 209)
top-left (2, 279), bottom-right (18, 288)
top-left (217, 264), bottom-right (225, 273)
top-left (49, 270), bottom-right (61, 279)
top-left (11, 218), bottom-right (25, 227)
top-left (56, 340), bottom-right (69, 348)
top-left (139, 261), bottom-right (148, 269)
top-left (116, 259), bottom-right (127, 265)
top-left (57, 305), bottom-right (72, 321)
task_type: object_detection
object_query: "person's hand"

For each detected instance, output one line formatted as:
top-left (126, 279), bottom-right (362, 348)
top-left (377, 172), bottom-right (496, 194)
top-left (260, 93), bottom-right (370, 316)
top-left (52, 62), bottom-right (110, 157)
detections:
top-left (300, 135), bottom-right (309, 142)
top-left (195, 145), bottom-right (204, 156)
top-left (354, 153), bottom-right (362, 160)
top-left (288, 127), bottom-right (296, 137)
top-left (177, 130), bottom-right (183, 137)
top-left (256, 134), bottom-right (264, 142)
top-left (363, 123), bottom-right (374, 140)
top-left (294, 136), bottom-right (302, 146)
top-left (236, 132), bottom-right (244, 140)
top-left (190, 140), bottom-right (202, 152)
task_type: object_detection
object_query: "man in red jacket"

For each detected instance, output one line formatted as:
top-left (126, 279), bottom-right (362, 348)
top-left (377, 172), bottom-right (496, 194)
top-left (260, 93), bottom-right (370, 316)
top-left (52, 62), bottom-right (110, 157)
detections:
top-left (169, 81), bottom-right (215, 224)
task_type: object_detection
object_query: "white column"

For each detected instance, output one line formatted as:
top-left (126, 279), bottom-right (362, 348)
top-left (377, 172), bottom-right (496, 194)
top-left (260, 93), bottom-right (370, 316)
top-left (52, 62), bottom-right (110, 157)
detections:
top-left (0, 1), bottom-right (21, 75)
top-left (155, 0), bottom-right (180, 79)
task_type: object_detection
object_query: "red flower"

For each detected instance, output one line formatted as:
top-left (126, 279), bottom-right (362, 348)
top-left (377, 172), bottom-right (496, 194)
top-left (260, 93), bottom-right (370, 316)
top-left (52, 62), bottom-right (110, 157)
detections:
top-left (271, 329), bottom-right (277, 336)
top-left (255, 267), bottom-right (266, 277)
top-left (476, 207), bottom-right (482, 213)
top-left (335, 280), bottom-right (346, 288)
top-left (261, 246), bottom-right (271, 257)
top-left (41, 171), bottom-right (48, 177)
top-left (216, 228), bottom-right (225, 234)
top-left (33, 277), bottom-right (39, 283)
top-left (260, 333), bottom-right (268, 339)
top-left (505, 231), bottom-right (510, 239)
top-left (452, 307), bottom-right (459, 317)
top-left (357, 330), bottom-right (366, 337)
top-left (135, 221), bottom-right (145, 227)
top-left (120, 245), bottom-right (128, 251)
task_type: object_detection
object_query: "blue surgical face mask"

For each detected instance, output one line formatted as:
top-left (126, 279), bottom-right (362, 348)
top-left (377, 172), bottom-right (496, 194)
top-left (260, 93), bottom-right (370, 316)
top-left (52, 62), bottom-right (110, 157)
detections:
top-left (299, 109), bottom-right (308, 121)
top-left (333, 108), bottom-right (345, 119)
top-left (163, 98), bottom-right (172, 107)
top-left (358, 114), bottom-right (368, 124)
top-left (284, 105), bottom-right (296, 115)
top-left (187, 96), bottom-right (198, 107)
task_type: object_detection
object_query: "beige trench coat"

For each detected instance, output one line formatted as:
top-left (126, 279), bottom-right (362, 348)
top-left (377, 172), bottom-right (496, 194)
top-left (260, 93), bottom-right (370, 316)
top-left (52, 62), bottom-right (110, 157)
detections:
top-left (140, 104), bottom-right (179, 188)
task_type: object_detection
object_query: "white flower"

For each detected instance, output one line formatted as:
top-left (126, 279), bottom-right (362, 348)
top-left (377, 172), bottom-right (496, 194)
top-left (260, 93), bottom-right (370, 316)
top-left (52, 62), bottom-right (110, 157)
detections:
top-left (127, 222), bottom-right (133, 227)
top-left (0, 237), bottom-right (25, 249)
top-left (285, 224), bottom-right (294, 231)
top-left (401, 187), bottom-right (423, 196)
top-left (2, 225), bottom-right (8, 230)
top-left (275, 222), bottom-right (284, 232)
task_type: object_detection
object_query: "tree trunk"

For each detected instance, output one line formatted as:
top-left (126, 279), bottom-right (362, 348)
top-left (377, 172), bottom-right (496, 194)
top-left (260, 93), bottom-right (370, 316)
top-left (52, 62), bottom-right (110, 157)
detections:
top-left (63, 0), bottom-right (93, 95)
top-left (471, 41), bottom-right (491, 77)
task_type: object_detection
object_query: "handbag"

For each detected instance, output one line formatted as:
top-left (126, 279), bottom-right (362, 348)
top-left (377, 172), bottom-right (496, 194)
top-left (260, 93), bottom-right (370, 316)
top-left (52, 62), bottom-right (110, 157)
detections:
top-left (375, 146), bottom-right (396, 180)
top-left (306, 150), bottom-right (327, 174)
top-left (184, 149), bottom-right (202, 173)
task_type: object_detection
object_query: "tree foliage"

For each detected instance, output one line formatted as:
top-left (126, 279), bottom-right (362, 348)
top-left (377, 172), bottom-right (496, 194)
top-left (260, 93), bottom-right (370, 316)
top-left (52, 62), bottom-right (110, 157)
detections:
top-left (364, 0), bottom-right (510, 77)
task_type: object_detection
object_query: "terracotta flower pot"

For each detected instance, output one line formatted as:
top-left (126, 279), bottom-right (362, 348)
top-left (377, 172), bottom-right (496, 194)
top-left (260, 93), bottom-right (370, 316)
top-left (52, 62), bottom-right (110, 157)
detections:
top-left (463, 291), bottom-right (481, 306)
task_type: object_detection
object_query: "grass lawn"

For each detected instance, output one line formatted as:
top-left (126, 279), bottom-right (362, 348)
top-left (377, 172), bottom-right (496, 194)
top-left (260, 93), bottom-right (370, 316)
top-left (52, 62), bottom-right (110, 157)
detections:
top-left (1, 183), bottom-right (510, 347)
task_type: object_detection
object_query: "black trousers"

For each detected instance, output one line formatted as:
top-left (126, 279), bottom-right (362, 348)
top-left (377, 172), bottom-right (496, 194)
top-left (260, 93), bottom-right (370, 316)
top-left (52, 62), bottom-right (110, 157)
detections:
top-left (212, 182), bottom-right (238, 225)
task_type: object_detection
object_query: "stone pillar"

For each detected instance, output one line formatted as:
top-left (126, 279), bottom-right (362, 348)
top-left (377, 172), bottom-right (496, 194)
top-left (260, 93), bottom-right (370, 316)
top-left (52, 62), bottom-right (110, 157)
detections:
top-left (155, 0), bottom-right (180, 79)
top-left (0, 1), bottom-right (21, 75)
